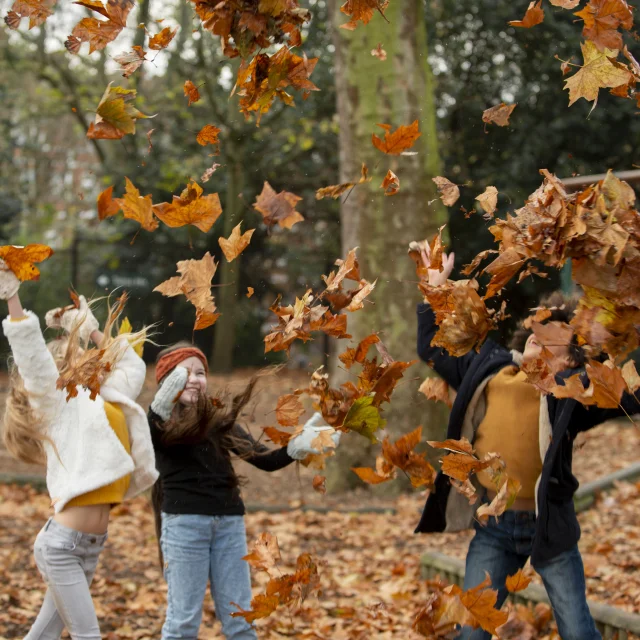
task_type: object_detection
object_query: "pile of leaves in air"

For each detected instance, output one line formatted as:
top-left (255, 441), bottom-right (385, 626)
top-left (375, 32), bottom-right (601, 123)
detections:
top-left (414, 170), bottom-right (640, 410)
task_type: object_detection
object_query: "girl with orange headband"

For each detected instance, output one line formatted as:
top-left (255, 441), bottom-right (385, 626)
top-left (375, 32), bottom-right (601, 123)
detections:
top-left (149, 342), bottom-right (340, 640)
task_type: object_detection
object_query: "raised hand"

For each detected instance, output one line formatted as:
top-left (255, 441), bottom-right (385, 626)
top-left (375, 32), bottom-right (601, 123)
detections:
top-left (419, 242), bottom-right (455, 287)
top-left (45, 295), bottom-right (99, 345)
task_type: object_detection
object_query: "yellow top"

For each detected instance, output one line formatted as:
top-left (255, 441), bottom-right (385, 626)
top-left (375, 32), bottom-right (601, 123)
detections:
top-left (66, 402), bottom-right (131, 508)
top-left (474, 366), bottom-right (542, 499)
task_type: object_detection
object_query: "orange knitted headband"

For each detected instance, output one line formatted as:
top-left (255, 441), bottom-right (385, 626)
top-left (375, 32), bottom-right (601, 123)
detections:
top-left (156, 347), bottom-right (209, 383)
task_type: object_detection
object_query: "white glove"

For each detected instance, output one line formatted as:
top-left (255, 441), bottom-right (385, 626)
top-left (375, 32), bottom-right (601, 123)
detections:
top-left (151, 366), bottom-right (188, 421)
top-left (287, 412), bottom-right (341, 461)
top-left (0, 259), bottom-right (20, 301)
top-left (46, 295), bottom-right (99, 345)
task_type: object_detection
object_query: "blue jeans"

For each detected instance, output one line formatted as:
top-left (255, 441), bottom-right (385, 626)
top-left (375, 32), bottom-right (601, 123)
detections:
top-left (160, 513), bottom-right (257, 640)
top-left (458, 510), bottom-right (600, 640)
top-left (25, 519), bottom-right (107, 640)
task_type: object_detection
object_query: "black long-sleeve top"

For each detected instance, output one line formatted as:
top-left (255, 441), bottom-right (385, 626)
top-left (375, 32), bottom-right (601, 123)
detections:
top-left (149, 409), bottom-right (294, 516)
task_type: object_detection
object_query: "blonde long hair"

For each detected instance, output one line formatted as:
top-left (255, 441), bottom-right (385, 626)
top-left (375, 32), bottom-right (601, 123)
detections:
top-left (2, 294), bottom-right (148, 466)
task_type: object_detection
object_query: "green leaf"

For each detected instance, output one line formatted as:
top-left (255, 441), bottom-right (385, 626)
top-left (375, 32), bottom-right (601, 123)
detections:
top-left (342, 396), bottom-right (386, 443)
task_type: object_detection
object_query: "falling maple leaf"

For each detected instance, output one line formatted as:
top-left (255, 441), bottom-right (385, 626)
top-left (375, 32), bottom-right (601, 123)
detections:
top-left (65, 0), bottom-right (135, 54)
top-left (564, 40), bottom-right (633, 106)
top-left (148, 26), bottom-right (177, 50)
top-left (218, 223), bottom-right (255, 263)
top-left (456, 573), bottom-right (510, 634)
top-left (0, 244), bottom-right (53, 281)
top-left (550, 0), bottom-right (580, 7)
top-left (371, 43), bottom-right (387, 60)
top-left (506, 568), bottom-right (534, 593)
top-left (113, 177), bottom-right (158, 232)
top-left (342, 396), bottom-right (386, 443)
top-left (154, 252), bottom-right (220, 331)
top-left (263, 426), bottom-right (294, 446)
top-left (97, 185), bottom-right (121, 220)
top-left (475, 186), bottom-right (499, 218)
top-left (621, 359), bottom-right (640, 392)
top-left (86, 83), bottom-right (149, 140)
top-left (372, 120), bottom-right (421, 155)
top-left (246, 286), bottom-right (254, 298)
top-left (339, 334), bottom-right (380, 370)
top-left (509, 1), bottom-right (545, 28)
top-left (575, 0), bottom-right (633, 51)
top-left (476, 476), bottom-right (522, 524)
top-left (153, 180), bottom-right (222, 233)
top-left (482, 102), bottom-right (517, 127)
top-left (201, 162), bottom-right (222, 183)
top-left (432, 176), bottom-right (460, 207)
top-left (114, 46), bottom-right (146, 78)
top-left (5, 0), bottom-right (56, 30)
top-left (196, 124), bottom-right (221, 152)
top-left (234, 47), bottom-right (319, 124)
top-left (339, 0), bottom-right (390, 30)
top-left (312, 475), bottom-right (326, 494)
top-left (56, 347), bottom-right (114, 401)
top-left (146, 128), bottom-right (155, 154)
top-left (243, 532), bottom-right (281, 572)
top-left (381, 170), bottom-right (400, 196)
top-left (427, 437), bottom-right (474, 455)
top-left (418, 377), bottom-right (452, 407)
top-left (316, 163), bottom-right (371, 200)
top-left (184, 80), bottom-right (200, 106)
top-left (231, 594), bottom-right (279, 623)
top-left (275, 393), bottom-right (305, 427)
top-left (254, 181), bottom-right (304, 229)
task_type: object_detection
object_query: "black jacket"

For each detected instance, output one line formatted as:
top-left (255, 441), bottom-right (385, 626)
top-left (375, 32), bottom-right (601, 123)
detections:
top-left (414, 303), bottom-right (638, 566)
top-left (149, 409), bottom-right (294, 516)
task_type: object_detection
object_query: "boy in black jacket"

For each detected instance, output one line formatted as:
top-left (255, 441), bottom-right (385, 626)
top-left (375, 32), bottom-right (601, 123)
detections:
top-left (415, 247), bottom-right (638, 640)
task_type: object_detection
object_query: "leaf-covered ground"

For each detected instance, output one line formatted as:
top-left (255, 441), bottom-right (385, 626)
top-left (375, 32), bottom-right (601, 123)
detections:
top-left (1, 369), bottom-right (639, 638)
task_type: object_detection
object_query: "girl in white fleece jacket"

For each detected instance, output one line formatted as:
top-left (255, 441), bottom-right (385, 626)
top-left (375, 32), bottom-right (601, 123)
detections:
top-left (0, 261), bottom-right (158, 640)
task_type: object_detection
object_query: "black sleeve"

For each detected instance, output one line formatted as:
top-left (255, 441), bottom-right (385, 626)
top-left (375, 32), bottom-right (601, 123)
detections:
top-left (417, 302), bottom-right (480, 391)
top-left (569, 385), bottom-right (640, 436)
top-left (147, 409), bottom-right (166, 450)
top-left (230, 424), bottom-right (295, 472)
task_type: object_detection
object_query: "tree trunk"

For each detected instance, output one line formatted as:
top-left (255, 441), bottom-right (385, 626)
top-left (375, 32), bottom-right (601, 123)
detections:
top-left (327, 0), bottom-right (449, 491)
top-left (211, 128), bottom-right (244, 372)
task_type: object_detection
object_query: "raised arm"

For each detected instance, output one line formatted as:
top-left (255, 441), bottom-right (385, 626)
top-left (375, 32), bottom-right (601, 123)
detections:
top-left (0, 264), bottom-right (60, 416)
top-left (230, 425), bottom-right (294, 472)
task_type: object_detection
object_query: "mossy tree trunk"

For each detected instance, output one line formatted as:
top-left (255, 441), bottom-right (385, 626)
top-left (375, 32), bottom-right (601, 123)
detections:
top-left (327, 0), bottom-right (449, 491)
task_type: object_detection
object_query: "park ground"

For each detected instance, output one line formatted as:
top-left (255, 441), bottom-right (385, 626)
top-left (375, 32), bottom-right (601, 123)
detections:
top-left (1, 369), bottom-right (640, 639)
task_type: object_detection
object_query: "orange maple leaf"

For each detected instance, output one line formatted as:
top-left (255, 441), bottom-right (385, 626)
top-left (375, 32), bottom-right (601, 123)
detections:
top-left (253, 181), bottom-right (304, 229)
top-left (97, 185), bottom-right (121, 220)
top-left (114, 177), bottom-right (158, 232)
top-left (482, 103), bottom-right (517, 127)
top-left (339, 334), bottom-right (380, 369)
top-left (65, 0), bottom-right (134, 54)
top-left (509, 1), bottom-right (545, 28)
top-left (575, 0), bottom-right (633, 51)
top-left (275, 393), bottom-right (305, 427)
top-left (339, 0), bottom-right (389, 30)
top-left (372, 120), bottom-right (421, 155)
top-left (154, 252), bottom-right (220, 331)
top-left (432, 176), bottom-right (461, 206)
top-left (458, 573), bottom-right (509, 634)
top-left (262, 426), bottom-right (294, 446)
top-left (148, 26), bottom-right (177, 50)
top-left (183, 79), bottom-right (200, 106)
top-left (505, 568), bottom-right (534, 593)
top-left (196, 124), bottom-right (221, 152)
top-left (418, 377), bottom-right (452, 407)
top-left (381, 169), bottom-right (400, 196)
top-left (218, 223), bottom-right (255, 263)
top-left (243, 532), bottom-right (281, 572)
top-left (0, 244), bottom-right (54, 281)
top-left (86, 83), bottom-right (148, 140)
top-left (5, 0), bottom-right (55, 30)
top-left (153, 181), bottom-right (222, 233)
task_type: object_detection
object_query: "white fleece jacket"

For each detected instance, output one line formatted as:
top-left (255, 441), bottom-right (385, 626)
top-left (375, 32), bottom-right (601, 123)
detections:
top-left (2, 311), bottom-right (159, 512)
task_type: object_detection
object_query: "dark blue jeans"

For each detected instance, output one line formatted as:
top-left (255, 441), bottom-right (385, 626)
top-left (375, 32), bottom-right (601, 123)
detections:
top-left (458, 509), bottom-right (600, 640)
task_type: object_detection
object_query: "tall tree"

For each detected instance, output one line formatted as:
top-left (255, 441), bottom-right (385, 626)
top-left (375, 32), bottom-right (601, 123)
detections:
top-left (327, 0), bottom-right (448, 490)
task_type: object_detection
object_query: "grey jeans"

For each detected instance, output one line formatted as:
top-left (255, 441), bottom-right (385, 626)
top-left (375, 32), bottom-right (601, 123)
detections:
top-left (25, 518), bottom-right (107, 640)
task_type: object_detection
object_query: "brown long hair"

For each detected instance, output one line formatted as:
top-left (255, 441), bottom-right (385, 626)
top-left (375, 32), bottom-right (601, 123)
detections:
top-left (509, 291), bottom-right (586, 367)
top-left (2, 296), bottom-right (147, 466)
top-left (150, 342), bottom-right (258, 567)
